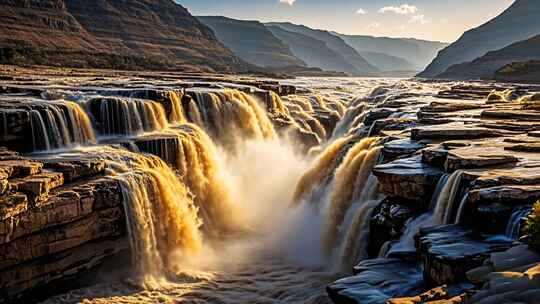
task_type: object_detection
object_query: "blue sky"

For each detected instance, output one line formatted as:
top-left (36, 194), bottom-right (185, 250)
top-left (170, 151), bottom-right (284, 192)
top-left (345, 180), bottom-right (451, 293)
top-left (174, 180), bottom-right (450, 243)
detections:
top-left (178, 0), bottom-right (514, 42)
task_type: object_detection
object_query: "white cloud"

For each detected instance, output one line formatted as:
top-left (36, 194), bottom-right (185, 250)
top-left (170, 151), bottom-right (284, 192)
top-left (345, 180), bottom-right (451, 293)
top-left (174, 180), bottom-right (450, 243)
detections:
top-left (366, 22), bottom-right (381, 30)
top-left (409, 14), bottom-right (429, 24)
top-left (378, 4), bottom-right (418, 15)
top-left (356, 8), bottom-right (367, 15)
top-left (279, 0), bottom-right (296, 5)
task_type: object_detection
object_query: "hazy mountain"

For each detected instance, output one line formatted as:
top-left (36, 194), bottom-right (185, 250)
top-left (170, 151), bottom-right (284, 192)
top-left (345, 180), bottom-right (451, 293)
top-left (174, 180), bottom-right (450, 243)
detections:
top-left (266, 25), bottom-right (359, 75)
top-left (337, 34), bottom-right (447, 71)
top-left (419, 0), bottom-right (540, 77)
top-left (437, 34), bottom-right (540, 80)
top-left (266, 22), bottom-right (378, 76)
top-left (356, 51), bottom-right (417, 72)
top-left (198, 16), bottom-right (306, 68)
top-left (0, 0), bottom-right (245, 72)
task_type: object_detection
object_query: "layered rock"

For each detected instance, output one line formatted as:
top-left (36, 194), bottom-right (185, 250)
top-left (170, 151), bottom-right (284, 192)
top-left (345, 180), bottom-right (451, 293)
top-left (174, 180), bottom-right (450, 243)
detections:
top-left (0, 151), bottom-right (126, 302)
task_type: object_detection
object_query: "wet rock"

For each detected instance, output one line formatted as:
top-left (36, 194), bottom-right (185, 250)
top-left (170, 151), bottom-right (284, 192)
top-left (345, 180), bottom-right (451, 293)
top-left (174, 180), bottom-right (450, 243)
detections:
top-left (368, 118), bottom-right (416, 137)
top-left (373, 156), bottom-right (444, 204)
top-left (9, 170), bottom-right (64, 204)
top-left (505, 143), bottom-right (540, 153)
top-left (364, 108), bottom-right (397, 126)
top-left (467, 245), bottom-right (540, 304)
top-left (417, 225), bottom-right (514, 286)
top-left (369, 200), bottom-right (415, 257)
top-left (445, 147), bottom-right (519, 171)
top-left (420, 101), bottom-right (489, 113)
top-left (411, 123), bottom-right (505, 140)
top-left (467, 203), bottom-right (513, 234)
top-left (467, 184), bottom-right (540, 206)
top-left (327, 259), bottom-right (424, 304)
top-left (382, 139), bottom-right (427, 160)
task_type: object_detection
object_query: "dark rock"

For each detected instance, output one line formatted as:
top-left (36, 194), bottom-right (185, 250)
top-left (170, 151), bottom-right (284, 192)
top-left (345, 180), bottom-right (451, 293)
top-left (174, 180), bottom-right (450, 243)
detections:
top-left (417, 225), bottom-right (514, 286)
top-left (327, 259), bottom-right (424, 304)
top-left (373, 156), bottom-right (444, 204)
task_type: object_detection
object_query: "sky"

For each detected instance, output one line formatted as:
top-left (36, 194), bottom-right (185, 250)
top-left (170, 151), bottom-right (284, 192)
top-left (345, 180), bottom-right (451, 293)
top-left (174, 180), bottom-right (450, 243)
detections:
top-left (178, 0), bottom-right (515, 42)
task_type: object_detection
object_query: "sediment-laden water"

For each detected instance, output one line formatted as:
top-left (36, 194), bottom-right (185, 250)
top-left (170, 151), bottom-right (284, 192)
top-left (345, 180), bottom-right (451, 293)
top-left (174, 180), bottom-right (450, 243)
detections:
top-left (13, 77), bottom-right (464, 304)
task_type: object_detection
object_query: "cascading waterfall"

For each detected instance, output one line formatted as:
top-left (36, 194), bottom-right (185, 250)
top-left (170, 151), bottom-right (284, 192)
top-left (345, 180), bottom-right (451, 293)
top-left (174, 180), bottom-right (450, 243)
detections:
top-left (322, 137), bottom-right (380, 255)
top-left (331, 103), bottom-right (365, 139)
top-left (387, 172), bottom-right (463, 256)
top-left (292, 135), bottom-right (354, 206)
top-left (291, 134), bottom-right (383, 269)
top-left (43, 147), bottom-right (204, 287)
top-left (28, 101), bottom-right (96, 151)
top-left (433, 170), bottom-right (465, 225)
top-left (169, 123), bottom-right (241, 235)
top-left (506, 208), bottom-right (531, 240)
top-left (188, 89), bottom-right (277, 143)
top-left (89, 97), bottom-right (169, 136)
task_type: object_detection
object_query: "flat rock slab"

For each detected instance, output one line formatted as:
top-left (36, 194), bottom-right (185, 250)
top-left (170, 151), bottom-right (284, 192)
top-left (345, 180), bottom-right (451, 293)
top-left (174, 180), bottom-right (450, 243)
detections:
top-left (411, 123), bottom-right (505, 140)
top-left (383, 139), bottom-right (427, 159)
top-left (373, 156), bottom-right (444, 203)
top-left (505, 143), bottom-right (540, 153)
top-left (327, 258), bottom-right (424, 304)
top-left (482, 109), bottom-right (540, 121)
top-left (468, 184), bottom-right (540, 206)
top-left (417, 225), bottom-right (514, 286)
top-left (446, 146), bottom-right (520, 171)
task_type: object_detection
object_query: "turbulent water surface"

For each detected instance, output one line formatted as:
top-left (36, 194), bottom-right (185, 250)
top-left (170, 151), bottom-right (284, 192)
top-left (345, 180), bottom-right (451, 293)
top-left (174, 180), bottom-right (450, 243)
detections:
top-left (37, 77), bottom-right (447, 304)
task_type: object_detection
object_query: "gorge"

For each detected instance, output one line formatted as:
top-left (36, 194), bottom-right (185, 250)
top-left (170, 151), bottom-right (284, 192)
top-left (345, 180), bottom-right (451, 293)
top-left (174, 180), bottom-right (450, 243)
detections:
top-left (0, 65), bottom-right (538, 304)
top-left (1, 0), bottom-right (540, 303)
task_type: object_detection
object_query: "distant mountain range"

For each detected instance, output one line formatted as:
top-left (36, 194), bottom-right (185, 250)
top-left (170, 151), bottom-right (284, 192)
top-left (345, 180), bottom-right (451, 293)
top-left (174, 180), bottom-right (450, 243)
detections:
top-left (198, 16), bottom-right (306, 68)
top-left (197, 17), bottom-right (447, 77)
top-left (419, 0), bottom-right (540, 79)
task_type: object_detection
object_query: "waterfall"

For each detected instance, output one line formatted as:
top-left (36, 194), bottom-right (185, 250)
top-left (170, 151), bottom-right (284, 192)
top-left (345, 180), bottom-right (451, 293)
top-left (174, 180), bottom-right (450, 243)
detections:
top-left (27, 101), bottom-right (96, 152)
top-left (188, 89), bottom-right (277, 143)
top-left (433, 170), bottom-right (464, 225)
top-left (170, 124), bottom-right (240, 236)
top-left (387, 173), bottom-right (451, 255)
top-left (331, 104), bottom-right (365, 139)
top-left (506, 208), bottom-right (531, 240)
top-left (322, 138), bottom-right (381, 255)
top-left (292, 135), bottom-right (354, 206)
top-left (90, 97), bottom-right (169, 137)
top-left (44, 147), bottom-right (204, 287)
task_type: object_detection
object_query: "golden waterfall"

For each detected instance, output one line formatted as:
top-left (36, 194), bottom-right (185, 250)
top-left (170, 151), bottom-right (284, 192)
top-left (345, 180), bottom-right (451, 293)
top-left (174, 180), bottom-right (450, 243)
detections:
top-left (292, 135), bottom-right (353, 205)
top-left (188, 89), bottom-right (277, 143)
top-left (322, 138), bottom-right (381, 255)
top-left (48, 147), bottom-right (204, 286)
top-left (171, 123), bottom-right (241, 235)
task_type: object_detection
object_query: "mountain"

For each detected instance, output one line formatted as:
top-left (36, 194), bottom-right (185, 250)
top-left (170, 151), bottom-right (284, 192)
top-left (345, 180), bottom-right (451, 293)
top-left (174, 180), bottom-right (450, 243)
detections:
top-left (419, 0), bottom-right (540, 77)
top-left (266, 22), bottom-right (378, 76)
top-left (356, 51), bottom-right (417, 72)
top-left (494, 60), bottom-right (540, 83)
top-left (437, 34), bottom-right (540, 79)
top-left (337, 34), bottom-right (447, 71)
top-left (0, 0), bottom-right (245, 72)
top-left (266, 25), bottom-right (359, 75)
top-left (198, 16), bottom-right (305, 68)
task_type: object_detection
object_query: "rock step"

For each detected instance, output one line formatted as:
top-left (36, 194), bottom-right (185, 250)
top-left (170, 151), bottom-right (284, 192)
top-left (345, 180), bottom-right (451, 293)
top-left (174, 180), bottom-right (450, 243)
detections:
top-left (416, 225), bottom-right (514, 286)
top-left (327, 259), bottom-right (424, 304)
